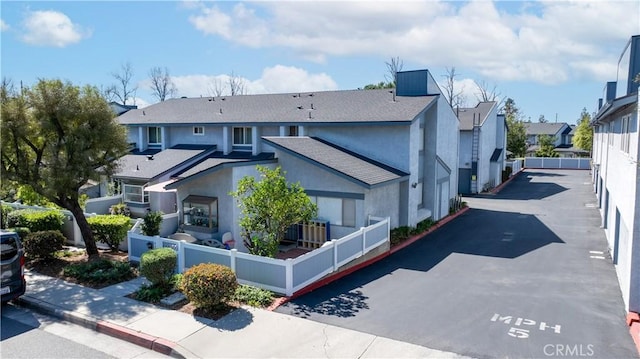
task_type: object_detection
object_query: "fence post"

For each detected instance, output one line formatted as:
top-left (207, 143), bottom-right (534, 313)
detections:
top-left (361, 227), bottom-right (367, 255)
top-left (332, 239), bottom-right (338, 271)
top-left (230, 249), bottom-right (237, 273)
top-left (285, 258), bottom-right (293, 297)
top-left (178, 242), bottom-right (185, 273)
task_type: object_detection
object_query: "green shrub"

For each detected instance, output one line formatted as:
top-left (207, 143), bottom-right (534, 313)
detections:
top-left (109, 203), bottom-right (130, 217)
top-left (7, 209), bottom-right (65, 233)
top-left (181, 263), bottom-right (238, 309)
top-left (7, 227), bottom-right (30, 241)
top-left (1, 205), bottom-right (13, 229)
top-left (24, 230), bottom-right (66, 259)
top-left (233, 285), bottom-right (274, 307)
top-left (140, 247), bottom-right (177, 286)
top-left (141, 211), bottom-right (163, 236)
top-left (87, 214), bottom-right (131, 251)
top-left (63, 259), bottom-right (136, 285)
top-left (134, 274), bottom-right (183, 303)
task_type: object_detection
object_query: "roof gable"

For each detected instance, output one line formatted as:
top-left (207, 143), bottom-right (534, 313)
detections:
top-left (262, 136), bottom-right (408, 188)
top-left (457, 102), bottom-right (497, 130)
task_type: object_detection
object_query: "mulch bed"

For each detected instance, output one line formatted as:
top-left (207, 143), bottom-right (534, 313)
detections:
top-left (25, 248), bottom-right (131, 289)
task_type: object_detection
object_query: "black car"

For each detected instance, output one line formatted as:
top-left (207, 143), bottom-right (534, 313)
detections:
top-left (1, 231), bottom-right (26, 304)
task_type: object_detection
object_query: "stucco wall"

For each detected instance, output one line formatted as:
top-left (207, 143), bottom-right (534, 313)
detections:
top-left (594, 97), bottom-right (639, 313)
top-left (434, 94), bottom-right (460, 216)
top-left (306, 125), bottom-right (411, 172)
top-left (166, 126), bottom-right (221, 147)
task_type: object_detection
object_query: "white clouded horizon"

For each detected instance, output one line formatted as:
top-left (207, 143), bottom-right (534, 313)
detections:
top-left (136, 65), bottom-right (338, 106)
top-left (21, 10), bottom-right (90, 47)
top-left (187, 1), bottom-right (638, 85)
top-left (0, 19), bottom-right (9, 32)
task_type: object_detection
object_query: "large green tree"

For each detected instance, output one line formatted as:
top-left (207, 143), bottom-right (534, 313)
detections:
top-left (535, 135), bottom-right (559, 157)
top-left (1, 79), bottom-right (129, 257)
top-left (503, 98), bottom-right (527, 157)
top-left (573, 107), bottom-right (593, 153)
top-left (230, 165), bottom-right (317, 258)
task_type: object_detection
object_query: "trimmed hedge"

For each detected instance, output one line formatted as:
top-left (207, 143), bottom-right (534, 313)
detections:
top-left (6, 209), bottom-right (65, 233)
top-left (87, 214), bottom-right (131, 251)
top-left (181, 263), bottom-right (238, 308)
top-left (1, 204), bottom-right (13, 229)
top-left (140, 247), bottom-right (177, 286)
top-left (24, 230), bottom-right (66, 259)
top-left (7, 227), bottom-right (31, 240)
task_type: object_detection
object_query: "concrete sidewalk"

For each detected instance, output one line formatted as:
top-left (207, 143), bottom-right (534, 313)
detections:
top-left (16, 270), bottom-right (470, 359)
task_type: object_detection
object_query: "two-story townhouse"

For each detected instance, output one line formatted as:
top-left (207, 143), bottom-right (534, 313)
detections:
top-left (524, 122), bottom-right (588, 157)
top-left (592, 34), bottom-right (640, 315)
top-left (456, 101), bottom-right (507, 194)
top-left (114, 69), bottom-right (460, 252)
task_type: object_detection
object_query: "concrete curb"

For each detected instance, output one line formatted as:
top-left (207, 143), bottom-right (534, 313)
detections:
top-left (16, 295), bottom-right (190, 359)
top-left (490, 168), bottom-right (522, 194)
top-left (627, 312), bottom-right (640, 356)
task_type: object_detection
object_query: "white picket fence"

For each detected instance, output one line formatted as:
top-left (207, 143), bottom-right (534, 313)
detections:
top-left (128, 217), bottom-right (390, 296)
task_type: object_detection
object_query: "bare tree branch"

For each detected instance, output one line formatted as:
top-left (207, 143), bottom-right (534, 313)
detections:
top-left (106, 62), bottom-right (138, 105)
top-left (385, 56), bottom-right (404, 86)
top-left (148, 66), bottom-right (177, 102)
top-left (208, 77), bottom-right (226, 97)
top-left (441, 67), bottom-right (466, 109)
top-left (228, 71), bottom-right (246, 96)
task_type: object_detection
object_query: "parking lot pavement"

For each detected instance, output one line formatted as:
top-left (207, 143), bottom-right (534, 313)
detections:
top-left (277, 169), bottom-right (639, 358)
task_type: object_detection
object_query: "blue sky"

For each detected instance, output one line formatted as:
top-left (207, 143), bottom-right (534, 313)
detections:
top-left (1, 1), bottom-right (639, 124)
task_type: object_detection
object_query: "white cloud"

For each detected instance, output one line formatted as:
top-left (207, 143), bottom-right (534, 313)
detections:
top-left (168, 65), bottom-right (337, 98)
top-left (187, 1), bottom-right (638, 84)
top-left (1, 19), bottom-right (9, 32)
top-left (21, 10), bottom-right (90, 47)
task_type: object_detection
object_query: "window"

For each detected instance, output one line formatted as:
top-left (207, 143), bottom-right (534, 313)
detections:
top-left (148, 127), bottom-right (162, 145)
top-left (193, 126), bottom-right (204, 135)
top-left (288, 126), bottom-right (299, 136)
top-left (621, 116), bottom-right (630, 154)
top-left (123, 184), bottom-right (149, 203)
top-left (233, 127), bottom-right (252, 146)
top-left (309, 196), bottom-right (356, 227)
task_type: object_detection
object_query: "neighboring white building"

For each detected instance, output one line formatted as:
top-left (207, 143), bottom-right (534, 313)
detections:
top-left (457, 101), bottom-right (507, 194)
top-left (592, 34), bottom-right (640, 315)
top-left (112, 69), bottom-right (460, 252)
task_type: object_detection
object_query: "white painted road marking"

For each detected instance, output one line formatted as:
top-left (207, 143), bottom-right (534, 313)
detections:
top-left (491, 313), bottom-right (561, 339)
top-left (590, 256), bottom-right (605, 259)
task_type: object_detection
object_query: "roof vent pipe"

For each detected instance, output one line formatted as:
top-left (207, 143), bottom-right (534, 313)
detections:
top-left (219, 108), bottom-right (223, 114)
top-left (389, 90), bottom-right (396, 102)
top-left (147, 155), bottom-right (154, 161)
top-left (311, 103), bottom-right (314, 110)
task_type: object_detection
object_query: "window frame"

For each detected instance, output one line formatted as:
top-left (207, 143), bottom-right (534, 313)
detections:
top-left (123, 184), bottom-right (149, 204)
top-left (193, 126), bottom-right (205, 136)
top-left (309, 196), bottom-right (356, 228)
top-left (148, 126), bottom-right (162, 145)
top-left (233, 127), bottom-right (253, 146)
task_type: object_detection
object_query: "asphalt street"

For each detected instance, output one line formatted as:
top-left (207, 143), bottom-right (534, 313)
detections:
top-left (277, 169), bottom-right (639, 359)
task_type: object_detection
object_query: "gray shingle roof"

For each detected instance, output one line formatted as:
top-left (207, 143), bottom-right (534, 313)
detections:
top-left (114, 148), bottom-right (208, 180)
top-left (176, 158), bottom-right (248, 179)
top-left (262, 136), bottom-right (408, 188)
top-left (117, 89), bottom-right (437, 125)
top-left (457, 102), bottom-right (497, 130)
top-left (524, 122), bottom-right (567, 136)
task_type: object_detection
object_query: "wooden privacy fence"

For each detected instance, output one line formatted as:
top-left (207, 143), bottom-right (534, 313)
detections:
top-left (128, 217), bottom-right (390, 296)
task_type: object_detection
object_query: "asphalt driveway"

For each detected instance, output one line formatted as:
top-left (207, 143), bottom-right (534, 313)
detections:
top-left (276, 169), bottom-right (639, 358)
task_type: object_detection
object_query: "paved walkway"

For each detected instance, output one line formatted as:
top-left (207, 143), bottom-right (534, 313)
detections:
top-left (16, 270), bottom-right (469, 358)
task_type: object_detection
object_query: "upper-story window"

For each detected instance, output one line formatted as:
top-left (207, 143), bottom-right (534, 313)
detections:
top-left (288, 126), bottom-right (299, 136)
top-left (193, 126), bottom-right (204, 136)
top-left (621, 116), bottom-right (631, 154)
top-left (148, 127), bottom-right (162, 145)
top-left (233, 127), bottom-right (252, 146)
